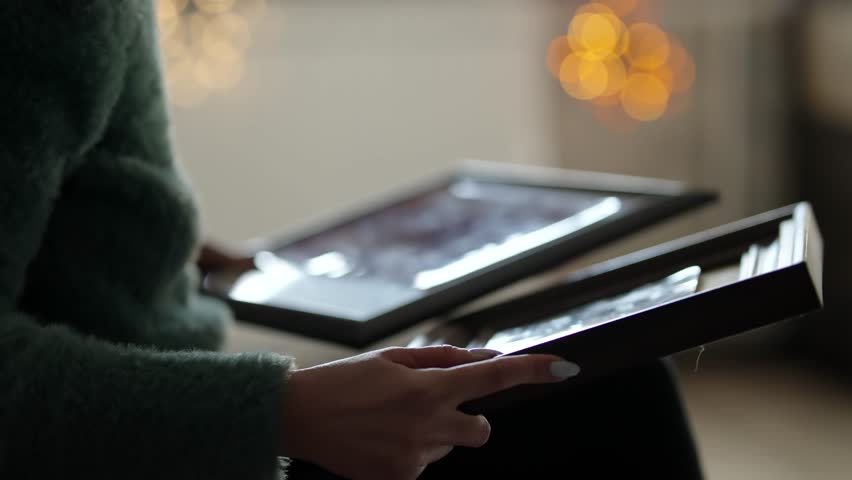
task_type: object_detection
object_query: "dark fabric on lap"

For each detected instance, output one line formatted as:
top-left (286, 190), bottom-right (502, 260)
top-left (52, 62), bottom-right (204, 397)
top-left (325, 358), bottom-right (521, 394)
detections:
top-left (288, 358), bottom-right (703, 479)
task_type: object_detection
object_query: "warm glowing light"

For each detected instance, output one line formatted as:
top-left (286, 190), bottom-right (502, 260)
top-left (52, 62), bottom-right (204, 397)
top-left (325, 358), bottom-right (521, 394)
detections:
top-left (547, 36), bottom-right (573, 79)
top-left (639, 63), bottom-right (673, 92)
top-left (187, 12), bottom-right (210, 44)
top-left (626, 23), bottom-right (670, 71)
top-left (167, 59), bottom-right (211, 107)
top-left (621, 72), bottom-right (669, 121)
top-left (194, 55), bottom-right (245, 90)
top-left (156, 0), bottom-right (183, 37)
top-left (580, 14), bottom-right (619, 58)
top-left (161, 35), bottom-right (190, 60)
top-left (668, 40), bottom-right (696, 94)
top-left (568, 5), bottom-right (629, 60)
top-left (549, 0), bottom-right (695, 126)
top-left (201, 36), bottom-right (242, 63)
top-left (157, 0), bottom-right (266, 107)
top-left (193, 0), bottom-right (237, 14)
top-left (205, 13), bottom-right (253, 50)
top-left (560, 54), bottom-right (609, 100)
top-left (600, 56), bottom-right (628, 97)
top-left (174, 0), bottom-right (190, 12)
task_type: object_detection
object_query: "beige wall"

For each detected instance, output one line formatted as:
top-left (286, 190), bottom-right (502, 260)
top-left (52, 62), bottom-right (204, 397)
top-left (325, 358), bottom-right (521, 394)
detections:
top-left (175, 1), bottom-right (561, 244)
top-left (173, 0), bottom-right (796, 261)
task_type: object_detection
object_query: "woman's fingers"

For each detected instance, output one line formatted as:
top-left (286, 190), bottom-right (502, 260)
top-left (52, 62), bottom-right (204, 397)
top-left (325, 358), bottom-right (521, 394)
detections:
top-left (438, 354), bottom-right (581, 403)
top-left (381, 345), bottom-right (501, 369)
top-left (438, 412), bottom-right (492, 448)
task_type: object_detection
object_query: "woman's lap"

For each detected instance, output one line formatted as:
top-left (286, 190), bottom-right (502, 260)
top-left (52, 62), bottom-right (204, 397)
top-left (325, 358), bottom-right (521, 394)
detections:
top-left (288, 358), bottom-right (703, 479)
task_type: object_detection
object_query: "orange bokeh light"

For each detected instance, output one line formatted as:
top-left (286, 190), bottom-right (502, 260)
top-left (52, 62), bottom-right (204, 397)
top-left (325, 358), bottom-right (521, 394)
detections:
top-left (621, 72), bottom-right (669, 121)
top-left (193, 0), bottom-right (237, 15)
top-left (206, 13), bottom-right (253, 50)
top-left (601, 56), bottom-right (628, 97)
top-left (668, 40), bottom-right (697, 94)
top-left (547, 0), bottom-right (695, 127)
top-left (626, 23), bottom-right (670, 71)
top-left (560, 53), bottom-right (609, 100)
top-left (194, 54), bottom-right (245, 90)
top-left (580, 14), bottom-right (619, 58)
top-left (547, 36), bottom-right (573, 79)
top-left (157, 0), bottom-right (266, 108)
top-left (638, 63), bottom-right (673, 92)
top-left (568, 6), bottom-right (629, 61)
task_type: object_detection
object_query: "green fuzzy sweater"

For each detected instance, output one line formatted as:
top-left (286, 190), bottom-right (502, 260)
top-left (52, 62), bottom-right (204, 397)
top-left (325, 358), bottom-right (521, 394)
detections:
top-left (0, 2), bottom-right (292, 478)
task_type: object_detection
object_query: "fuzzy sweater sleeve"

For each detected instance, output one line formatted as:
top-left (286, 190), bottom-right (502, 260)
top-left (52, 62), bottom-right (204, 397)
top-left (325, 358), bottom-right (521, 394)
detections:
top-left (0, 2), bottom-right (292, 479)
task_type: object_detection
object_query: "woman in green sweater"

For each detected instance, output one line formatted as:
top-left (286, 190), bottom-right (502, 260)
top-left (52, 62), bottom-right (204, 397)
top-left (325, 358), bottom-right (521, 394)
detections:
top-left (0, 2), bottom-right (702, 479)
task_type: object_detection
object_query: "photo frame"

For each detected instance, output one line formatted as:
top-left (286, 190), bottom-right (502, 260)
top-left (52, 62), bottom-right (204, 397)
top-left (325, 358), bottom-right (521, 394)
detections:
top-left (409, 203), bottom-right (824, 414)
top-left (204, 159), bottom-right (715, 346)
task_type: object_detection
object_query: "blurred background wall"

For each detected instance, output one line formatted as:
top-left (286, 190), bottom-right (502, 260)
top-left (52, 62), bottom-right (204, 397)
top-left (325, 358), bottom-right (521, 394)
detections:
top-left (157, 0), bottom-right (852, 478)
top-left (167, 0), bottom-right (794, 246)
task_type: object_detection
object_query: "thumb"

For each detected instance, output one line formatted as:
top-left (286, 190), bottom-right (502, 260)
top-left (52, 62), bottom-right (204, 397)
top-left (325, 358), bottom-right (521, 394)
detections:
top-left (381, 345), bottom-right (502, 369)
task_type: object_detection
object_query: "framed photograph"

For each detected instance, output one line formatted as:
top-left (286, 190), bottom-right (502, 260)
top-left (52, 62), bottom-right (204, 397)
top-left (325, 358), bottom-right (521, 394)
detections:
top-left (203, 159), bottom-right (715, 346)
top-left (408, 203), bottom-right (824, 414)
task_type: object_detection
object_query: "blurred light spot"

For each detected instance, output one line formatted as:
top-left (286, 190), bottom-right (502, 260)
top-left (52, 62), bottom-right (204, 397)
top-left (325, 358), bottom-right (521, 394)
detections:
top-left (188, 12), bottom-right (211, 44)
top-left (305, 252), bottom-right (351, 278)
top-left (167, 59), bottom-right (211, 107)
top-left (600, 56), bottom-right (628, 97)
top-left (547, 35), bottom-right (573, 79)
top-left (568, 5), bottom-right (629, 61)
top-left (194, 54), bottom-right (245, 91)
top-left (621, 72), bottom-right (669, 121)
top-left (174, 0), bottom-right (190, 12)
top-left (550, 0), bottom-right (694, 126)
top-left (560, 54), bottom-right (609, 100)
top-left (205, 13), bottom-right (253, 51)
top-left (161, 34), bottom-right (190, 60)
top-left (626, 23), bottom-right (670, 70)
top-left (639, 63), bottom-right (673, 92)
top-left (156, 0), bottom-right (183, 37)
top-left (193, 0), bottom-right (237, 14)
top-left (668, 40), bottom-right (696, 94)
top-left (201, 36), bottom-right (242, 63)
top-left (157, 0), bottom-right (266, 107)
top-left (580, 14), bottom-right (619, 59)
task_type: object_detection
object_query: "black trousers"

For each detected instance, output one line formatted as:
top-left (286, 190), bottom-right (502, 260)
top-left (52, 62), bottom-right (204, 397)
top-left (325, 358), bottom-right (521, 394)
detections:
top-left (288, 359), bottom-right (703, 479)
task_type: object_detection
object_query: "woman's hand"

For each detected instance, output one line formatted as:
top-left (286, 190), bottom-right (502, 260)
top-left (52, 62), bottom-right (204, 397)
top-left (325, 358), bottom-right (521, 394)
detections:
top-left (282, 345), bottom-right (578, 480)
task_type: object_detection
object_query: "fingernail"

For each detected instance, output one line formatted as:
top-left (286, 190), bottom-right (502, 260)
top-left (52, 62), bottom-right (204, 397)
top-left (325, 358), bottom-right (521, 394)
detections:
top-left (469, 348), bottom-right (503, 358)
top-left (550, 361), bottom-right (581, 379)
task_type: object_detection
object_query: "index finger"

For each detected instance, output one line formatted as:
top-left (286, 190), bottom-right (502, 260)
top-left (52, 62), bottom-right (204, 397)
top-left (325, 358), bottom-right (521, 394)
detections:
top-left (438, 354), bottom-right (581, 403)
